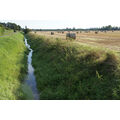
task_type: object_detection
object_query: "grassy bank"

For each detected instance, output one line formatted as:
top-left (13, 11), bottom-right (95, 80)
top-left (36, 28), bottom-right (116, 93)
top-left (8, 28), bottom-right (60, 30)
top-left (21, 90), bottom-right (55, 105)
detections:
top-left (26, 33), bottom-right (120, 100)
top-left (0, 26), bottom-right (5, 35)
top-left (0, 32), bottom-right (28, 99)
top-left (0, 26), bottom-right (15, 36)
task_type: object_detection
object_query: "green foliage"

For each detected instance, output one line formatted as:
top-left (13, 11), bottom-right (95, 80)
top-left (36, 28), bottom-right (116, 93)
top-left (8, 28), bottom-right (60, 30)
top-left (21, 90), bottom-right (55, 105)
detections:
top-left (23, 28), bottom-right (31, 34)
top-left (21, 84), bottom-right (34, 100)
top-left (0, 22), bottom-right (21, 31)
top-left (26, 33), bottom-right (120, 100)
top-left (0, 32), bottom-right (28, 99)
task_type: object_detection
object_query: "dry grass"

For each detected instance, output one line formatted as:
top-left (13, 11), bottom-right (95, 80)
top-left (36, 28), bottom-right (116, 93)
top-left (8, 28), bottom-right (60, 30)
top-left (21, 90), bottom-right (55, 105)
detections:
top-left (34, 31), bottom-right (120, 51)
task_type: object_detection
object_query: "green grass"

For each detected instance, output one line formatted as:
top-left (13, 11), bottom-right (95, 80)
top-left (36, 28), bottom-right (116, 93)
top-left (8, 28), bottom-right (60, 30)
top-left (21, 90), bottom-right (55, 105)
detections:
top-left (0, 32), bottom-right (28, 99)
top-left (0, 26), bottom-right (5, 35)
top-left (0, 26), bottom-right (15, 36)
top-left (26, 33), bottom-right (120, 100)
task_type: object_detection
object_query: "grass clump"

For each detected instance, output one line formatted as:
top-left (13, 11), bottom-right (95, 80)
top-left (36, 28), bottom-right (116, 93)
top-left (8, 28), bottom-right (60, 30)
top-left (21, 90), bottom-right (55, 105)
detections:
top-left (0, 32), bottom-right (28, 99)
top-left (26, 33), bottom-right (120, 100)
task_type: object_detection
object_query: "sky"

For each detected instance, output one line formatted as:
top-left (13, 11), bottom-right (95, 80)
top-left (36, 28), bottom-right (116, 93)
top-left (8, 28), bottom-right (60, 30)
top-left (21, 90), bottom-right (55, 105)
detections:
top-left (0, 0), bottom-right (120, 29)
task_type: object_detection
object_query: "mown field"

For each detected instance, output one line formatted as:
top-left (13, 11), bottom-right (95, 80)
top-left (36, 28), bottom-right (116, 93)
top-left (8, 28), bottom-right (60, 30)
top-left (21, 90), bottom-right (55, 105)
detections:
top-left (26, 32), bottom-right (120, 100)
top-left (36, 31), bottom-right (120, 51)
top-left (0, 31), bottom-right (28, 99)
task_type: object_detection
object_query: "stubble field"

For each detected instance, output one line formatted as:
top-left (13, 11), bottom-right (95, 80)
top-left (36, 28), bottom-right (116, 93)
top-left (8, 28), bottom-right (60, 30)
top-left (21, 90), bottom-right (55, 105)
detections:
top-left (35, 31), bottom-right (120, 52)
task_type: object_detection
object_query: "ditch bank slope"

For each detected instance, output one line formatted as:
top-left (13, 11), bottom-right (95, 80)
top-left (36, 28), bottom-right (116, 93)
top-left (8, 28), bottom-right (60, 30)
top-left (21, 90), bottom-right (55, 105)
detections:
top-left (0, 32), bottom-right (27, 99)
top-left (26, 33), bottom-right (120, 100)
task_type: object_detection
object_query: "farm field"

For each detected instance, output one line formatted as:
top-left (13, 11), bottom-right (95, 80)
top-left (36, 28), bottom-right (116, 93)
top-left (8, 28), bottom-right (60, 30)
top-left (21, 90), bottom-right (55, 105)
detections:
top-left (1, 29), bottom-right (120, 100)
top-left (35, 31), bottom-right (120, 52)
top-left (1, 22), bottom-right (120, 100)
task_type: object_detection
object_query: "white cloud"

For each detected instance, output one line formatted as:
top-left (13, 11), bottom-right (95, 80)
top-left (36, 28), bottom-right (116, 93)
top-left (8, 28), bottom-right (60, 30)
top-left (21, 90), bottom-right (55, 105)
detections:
top-left (0, 0), bottom-right (120, 28)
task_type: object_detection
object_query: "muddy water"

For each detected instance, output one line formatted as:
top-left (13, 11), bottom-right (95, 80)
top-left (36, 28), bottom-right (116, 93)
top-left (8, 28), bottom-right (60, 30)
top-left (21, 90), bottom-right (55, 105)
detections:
top-left (24, 38), bottom-right (39, 100)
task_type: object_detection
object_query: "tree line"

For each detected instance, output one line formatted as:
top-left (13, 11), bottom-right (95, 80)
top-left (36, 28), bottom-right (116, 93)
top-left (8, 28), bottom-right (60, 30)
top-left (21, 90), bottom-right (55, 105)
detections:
top-left (0, 22), bottom-right (22, 32)
top-left (0, 22), bottom-right (31, 34)
top-left (89, 25), bottom-right (120, 31)
top-left (33, 25), bottom-right (120, 31)
top-left (0, 22), bottom-right (120, 33)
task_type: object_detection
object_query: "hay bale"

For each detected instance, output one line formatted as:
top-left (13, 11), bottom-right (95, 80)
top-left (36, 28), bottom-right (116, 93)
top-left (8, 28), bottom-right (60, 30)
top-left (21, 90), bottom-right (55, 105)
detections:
top-left (66, 33), bottom-right (76, 39)
top-left (95, 31), bottom-right (98, 34)
top-left (51, 32), bottom-right (54, 35)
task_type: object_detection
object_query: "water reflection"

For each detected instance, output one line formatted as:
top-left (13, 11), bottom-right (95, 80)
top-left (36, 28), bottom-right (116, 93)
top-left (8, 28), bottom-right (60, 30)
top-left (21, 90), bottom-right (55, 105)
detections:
top-left (24, 38), bottom-right (39, 100)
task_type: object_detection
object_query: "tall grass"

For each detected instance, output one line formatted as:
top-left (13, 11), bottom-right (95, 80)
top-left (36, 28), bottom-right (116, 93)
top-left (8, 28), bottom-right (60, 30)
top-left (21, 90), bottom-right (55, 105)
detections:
top-left (0, 32), bottom-right (28, 99)
top-left (26, 33), bottom-right (120, 100)
top-left (0, 26), bottom-right (5, 35)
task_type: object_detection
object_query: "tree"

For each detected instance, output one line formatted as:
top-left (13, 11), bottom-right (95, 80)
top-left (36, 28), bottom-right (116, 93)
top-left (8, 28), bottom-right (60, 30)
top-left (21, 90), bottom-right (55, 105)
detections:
top-left (23, 26), bottom-right (31, 34)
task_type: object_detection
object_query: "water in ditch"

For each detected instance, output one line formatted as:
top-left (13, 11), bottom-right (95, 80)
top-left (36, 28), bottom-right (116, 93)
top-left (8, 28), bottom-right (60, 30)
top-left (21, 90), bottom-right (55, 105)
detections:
top-left (23, 38), bottom-right (39, 100)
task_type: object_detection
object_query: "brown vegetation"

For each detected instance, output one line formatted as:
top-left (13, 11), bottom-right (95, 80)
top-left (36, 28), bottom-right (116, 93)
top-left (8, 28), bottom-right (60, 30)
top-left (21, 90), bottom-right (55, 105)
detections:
top-left (34, 31), bottom-right (120, 51)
